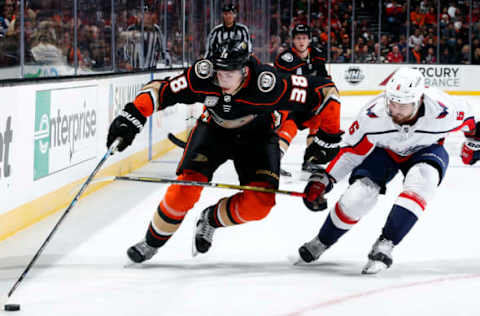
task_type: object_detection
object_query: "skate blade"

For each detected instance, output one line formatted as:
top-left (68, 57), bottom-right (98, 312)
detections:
top-left (361, 260), bottom-right (388, 274)
top-left (287, 255), bottom-right (310, 266)
top-left (191, 214), bottom-right (201, 258)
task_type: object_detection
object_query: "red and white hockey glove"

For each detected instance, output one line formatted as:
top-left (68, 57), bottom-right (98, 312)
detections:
top-left (461, 138), bottom-right (480, 165)
top-left (303, 169), bottom-right (334, 212)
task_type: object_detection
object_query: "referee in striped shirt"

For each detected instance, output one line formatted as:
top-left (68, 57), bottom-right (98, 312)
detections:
top-left (125, 4), bottom-right (170, 70)
top-left (204, 3), bottom-right (252, 59)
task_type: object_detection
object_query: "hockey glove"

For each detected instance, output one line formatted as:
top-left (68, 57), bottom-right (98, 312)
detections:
top-left (461, 138), bottom-right (480, 165)
top-left (304, 129), bottom-right (343, 165)
top-left (107, 103), bottom-right (146, 152)
top-left (303, 169), bottom-right (334, 212)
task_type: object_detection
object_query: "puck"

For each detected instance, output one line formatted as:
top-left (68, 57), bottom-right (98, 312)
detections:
top-left (4, 304), bottom-right (20, 311)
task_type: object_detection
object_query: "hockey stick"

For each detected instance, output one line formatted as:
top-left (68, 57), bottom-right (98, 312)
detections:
top-left (2, 138), bottom-right (121, 307)
top-left (167, 133), bottom-right (186, 148)
top-left (115, 175), bottom-right (306, 197)
top-left (167, 132), bottom-right (294, 177)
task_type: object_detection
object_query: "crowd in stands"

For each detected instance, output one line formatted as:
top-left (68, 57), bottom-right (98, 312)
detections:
top-left (0, 0), bottom-right (175, 73)
top-left (1, 0), bottom-right (480, 78)
top-left (271, 0), bottom-right (480, 64)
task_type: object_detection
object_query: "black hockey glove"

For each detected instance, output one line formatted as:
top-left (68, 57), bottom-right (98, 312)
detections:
top-left (303, 169), bottom-right (334, 212)
top-left (107, 103), bottom-right (146, 152)
top-left (304, 129), bottom-right (343, 165)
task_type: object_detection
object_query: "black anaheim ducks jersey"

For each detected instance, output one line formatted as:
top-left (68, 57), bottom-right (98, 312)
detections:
top-left (133, 57), bottom-right (339, 135)
top-left (275, 46), bottom-right (329, 78)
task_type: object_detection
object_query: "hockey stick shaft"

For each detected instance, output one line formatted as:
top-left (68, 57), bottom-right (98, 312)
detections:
top-left (115, 175), bottom-right (306, 197)
top-left (6, 138), bottom-right (121, 299)
top-left (167, 133), bottom-right (186, 148)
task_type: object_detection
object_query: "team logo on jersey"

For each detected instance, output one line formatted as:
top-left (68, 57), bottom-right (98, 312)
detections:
top-left (344, 66), bottom-right (365, 85)
top-left (195, 59), bottom-right (214, 79)
top-left (204, 96), bottom-right (219, 107)
top-left (257, 71), bottom-right (276, 93)
top-left (223, 95), bottom-right (232, 103)
top-left (281, 52), bottom-right (294, 63)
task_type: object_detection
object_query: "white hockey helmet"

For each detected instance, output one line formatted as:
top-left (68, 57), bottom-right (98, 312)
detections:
top-left (385, 67), bottom-right (425, 117)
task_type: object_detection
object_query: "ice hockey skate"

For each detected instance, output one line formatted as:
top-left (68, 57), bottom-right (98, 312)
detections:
top-left (362, 236), bottom-right (394, 274)
top-left (280, 167), bottom-right (292, 177)
top-left (127, 239), bottom-right (158, 263)
top-left (192, 207), bottom-right (217, 257)
top-left (293, 235), bottom-right (328, 265)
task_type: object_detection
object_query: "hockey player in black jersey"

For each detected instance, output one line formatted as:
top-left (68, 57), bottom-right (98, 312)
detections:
top-left (106, 38), bottom-right (341, 263)
top-left (274, 24), bottom-right (340, 175)
top-left (275, 24), bottom-right (328, 78)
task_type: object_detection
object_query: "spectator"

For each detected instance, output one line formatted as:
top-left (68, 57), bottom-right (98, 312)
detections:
top-left (356, 44), bottom-right (370, 63)
top-left (424, 7), bottom-right (436, 26)
top-left (447, 3), bottom-right (458, 20)
top-left (460, 44), bottom-right (470, 64)
top-left (29, 21), bottom-right (65, 64)
top-left (380, 34), bottom-right (391, 57)
top-left (472, 47), bottom-right (480, 64)
top-left (439, 47), bottom-right (454, 64)
top-left (423, 47), bottom-right (436, 64)
top-left (387, 45), bottom-right (404, 63)
top-left (410, 6), bottom-right (425, 27)
top-left (397, 34), bottom-right (408, 56)
top-left (365, 43), bottom-right (384, 63)
top-left (410, 44), bottom-right (423, 63)
top-left (408, 28), bottom-right (424, 48)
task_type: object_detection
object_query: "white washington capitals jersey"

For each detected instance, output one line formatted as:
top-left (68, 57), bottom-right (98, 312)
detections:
top-left (327, 87), bottom-right (477, 182)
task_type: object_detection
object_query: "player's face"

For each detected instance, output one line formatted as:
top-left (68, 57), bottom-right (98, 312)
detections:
top-left (216, 69), bottom-right (244, 92)
top-left (387, 99), bottom-right (416, 124)
top-left (293, 34), bottom-right (310, 53)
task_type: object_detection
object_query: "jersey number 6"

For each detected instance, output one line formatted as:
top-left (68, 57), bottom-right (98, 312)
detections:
top-left (349, 120), bottom-right (359, 135)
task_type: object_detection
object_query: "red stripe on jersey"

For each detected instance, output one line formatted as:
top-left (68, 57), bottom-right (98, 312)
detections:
top-left (334, 202), bottom-right (358, 225)
top-left (385, 149), bottom-right (412, 163)
top-left (274, 60), bottom-right (304, 71)
top-left (236, 79), bottom-right (288, 106)
top-left (399, 191), bottom-right (426, 210)
top-left (326, 136), bottom-right (374, 173)
top-left (454, 117), bottom-right (476, 134)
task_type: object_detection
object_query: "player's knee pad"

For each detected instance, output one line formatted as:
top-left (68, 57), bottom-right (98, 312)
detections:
top-left (330, 177), bottom-right (380, 230)
top-left (229, 182), bottom-right (276, 222)
top-left (161, 170), bottom-right (207, 216)
top-left (396, 163), bottom-right (439, 218)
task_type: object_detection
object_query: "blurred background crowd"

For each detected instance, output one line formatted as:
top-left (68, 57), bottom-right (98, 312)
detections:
top-left (0, 0), bottom-right (479, 79)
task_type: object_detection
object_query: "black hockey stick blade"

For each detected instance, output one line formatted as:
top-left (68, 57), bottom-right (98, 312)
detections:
top-left (167, 133), bottom-right (186, 148)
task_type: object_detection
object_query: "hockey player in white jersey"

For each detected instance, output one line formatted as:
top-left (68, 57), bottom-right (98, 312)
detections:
top-left (296, 67), bottom-right (480, 274)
